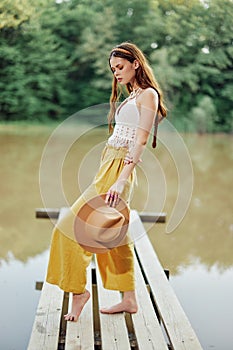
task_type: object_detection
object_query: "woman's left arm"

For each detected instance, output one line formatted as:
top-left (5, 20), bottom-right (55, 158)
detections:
top-left (106, 89), bottom-right (158, 207)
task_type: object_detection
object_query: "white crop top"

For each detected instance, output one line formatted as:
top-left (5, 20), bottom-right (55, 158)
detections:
top-left (107, 97), bottom-right (140, 152)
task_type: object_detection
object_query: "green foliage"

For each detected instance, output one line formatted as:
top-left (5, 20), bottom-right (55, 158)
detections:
top-left (150, 0), bottom-right (233, 132)
top-left (0, 0), bottom-right (232, 131)
top-left (190, 96), bottom-right (218, 133)
top-left (0, 0), bottom-right (36, 29)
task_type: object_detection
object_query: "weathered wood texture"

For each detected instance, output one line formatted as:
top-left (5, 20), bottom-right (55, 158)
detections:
top-left (65, 266), bottom-right (94, 350)
top-left (95, 256), bottom-right (131, 350)
top-left (132, 256), bottom-right (168, 349)
top-left (27, 282), bottom-right (64, 350)
top-left (28, 208), bottom-right (203, 350)
top-left (131, 209), bottom-right (203, 350)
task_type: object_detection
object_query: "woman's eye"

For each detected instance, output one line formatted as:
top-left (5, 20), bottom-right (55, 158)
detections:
top-left (111, 65), bottom-right (123, 74)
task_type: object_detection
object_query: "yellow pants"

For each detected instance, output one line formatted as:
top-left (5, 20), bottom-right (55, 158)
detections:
top-left (46, 145), bottom-right (136, 293)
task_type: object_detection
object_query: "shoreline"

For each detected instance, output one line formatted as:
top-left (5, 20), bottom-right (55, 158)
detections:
top-left (0, 121), bottom-right (232, 136)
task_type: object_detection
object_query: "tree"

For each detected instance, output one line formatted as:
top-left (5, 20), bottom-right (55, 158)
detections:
top-left (0, 0), bottom-right (232, 131)
top-left (190, 96), bottom-right (218, 133)
top-left (0, 0), bottom-right (71, 121)
top-left (0, 0), bottom-right (35, 29)
top-left (149, 0), bottom-right (233, 131)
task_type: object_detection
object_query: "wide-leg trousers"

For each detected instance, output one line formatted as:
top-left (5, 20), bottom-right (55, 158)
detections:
top-left (46, 145), bottom-right (136, 293)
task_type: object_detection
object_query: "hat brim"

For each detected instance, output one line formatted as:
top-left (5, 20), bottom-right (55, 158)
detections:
top-left (74, 194), bottom-right (130, 253)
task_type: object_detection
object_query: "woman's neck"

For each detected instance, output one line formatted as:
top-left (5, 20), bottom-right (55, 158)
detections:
top-left (130, 78), bottom-right (139, 91)
top-left (128, 87), bottom-right (142, 99)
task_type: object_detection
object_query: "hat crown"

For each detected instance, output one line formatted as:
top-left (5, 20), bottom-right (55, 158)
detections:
top-left (86, 206), bottom-right (125, 242)
top-left (74, 194), bottom-right (130, 253)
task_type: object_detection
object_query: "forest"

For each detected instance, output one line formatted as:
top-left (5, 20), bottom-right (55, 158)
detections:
top-left (0, 0), bottom-right (232, 132)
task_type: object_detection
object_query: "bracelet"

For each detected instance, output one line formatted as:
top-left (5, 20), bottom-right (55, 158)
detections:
top-left (128, 160), bottom-right (138, 165)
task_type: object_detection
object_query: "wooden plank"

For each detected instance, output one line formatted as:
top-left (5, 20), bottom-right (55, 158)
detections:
top-left (28, 207), bottom-right (68, 350)
top-left (35, 208), bottom-right (166, 223)
top-left (132, 254), bottom-right (168, 350)
top-left (130, 210), bottom-right (203, 350)
top-left (65, 265), bottom-right (94, 350)
top-left (139, 211), bottom-right (166, 223)
top-left (35, 208), bottom-right (60, 219)
top-left (27, 282), bottom-right (64, 350)
top-left (94, 256), bottom-right (131, 350)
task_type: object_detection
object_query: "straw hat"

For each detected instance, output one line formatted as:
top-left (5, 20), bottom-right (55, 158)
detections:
top-left (74, 194), bottom-right (130, 253)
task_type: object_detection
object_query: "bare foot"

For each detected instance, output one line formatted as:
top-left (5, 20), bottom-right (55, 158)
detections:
top-left (100, 292), bottom-right (138, 314)
top-left (64, 289), bottom-right (90, 322)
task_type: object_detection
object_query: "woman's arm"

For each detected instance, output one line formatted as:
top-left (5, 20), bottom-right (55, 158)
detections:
top-left (106, 89), bottom-right (158, 207)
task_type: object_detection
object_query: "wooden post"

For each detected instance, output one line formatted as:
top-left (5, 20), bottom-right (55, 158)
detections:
top-left (35, 208), bottom-right (166, 223)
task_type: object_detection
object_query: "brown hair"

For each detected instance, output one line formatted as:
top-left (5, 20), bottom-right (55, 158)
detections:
top-left (108, 42), bottom-right (167, 148)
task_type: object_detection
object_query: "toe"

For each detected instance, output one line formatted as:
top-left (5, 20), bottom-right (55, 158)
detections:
top-left (64, 314), bottom-right (73, 321)
top-left (64, 314), bottom-right (78, 322)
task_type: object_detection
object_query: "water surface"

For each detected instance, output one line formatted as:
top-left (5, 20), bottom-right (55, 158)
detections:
top-left (0, 124), bottom-right (232, 350)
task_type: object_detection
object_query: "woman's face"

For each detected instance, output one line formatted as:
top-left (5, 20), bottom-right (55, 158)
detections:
top-left (110, 56), bottom-right (138, 86)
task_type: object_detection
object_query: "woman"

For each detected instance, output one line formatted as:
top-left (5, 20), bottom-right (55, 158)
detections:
top-left (46, 42), bottom-right (166, 321)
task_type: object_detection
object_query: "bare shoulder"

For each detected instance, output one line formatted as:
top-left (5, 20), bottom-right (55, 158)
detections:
top-left (137, 87), bottom-right (158, 108)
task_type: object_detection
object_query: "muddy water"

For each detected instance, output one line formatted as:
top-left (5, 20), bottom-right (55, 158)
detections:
top-left (0, 123), bottom-right (232, 350)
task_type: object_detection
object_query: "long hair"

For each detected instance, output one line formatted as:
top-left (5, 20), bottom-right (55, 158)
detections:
top-left (108, 42), bottom-right (167, 148)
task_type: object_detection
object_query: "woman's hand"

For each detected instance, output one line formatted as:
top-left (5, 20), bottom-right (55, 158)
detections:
top-left (105, 179), bottom-right (126, 207)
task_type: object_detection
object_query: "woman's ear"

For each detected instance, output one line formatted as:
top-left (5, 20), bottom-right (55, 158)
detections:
top-left (134, 60), bottom-right (140, 69)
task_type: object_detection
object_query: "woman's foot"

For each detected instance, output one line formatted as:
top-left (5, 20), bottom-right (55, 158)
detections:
top-left (100, 290), bottom-right (138, 314)
top-left (64, 289), bottom-right (90, 322)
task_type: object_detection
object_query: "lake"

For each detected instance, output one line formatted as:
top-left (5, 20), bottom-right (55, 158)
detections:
top-left (0, 120), bottom-right (232, 350)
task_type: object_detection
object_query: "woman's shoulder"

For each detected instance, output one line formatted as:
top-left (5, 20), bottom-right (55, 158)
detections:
top-left (137, 87), bottom-right (158, 105)
top-left (140, 87), bottom-right (158, 97)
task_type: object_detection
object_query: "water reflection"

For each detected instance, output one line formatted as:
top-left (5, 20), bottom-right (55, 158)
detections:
top-left (146, 134), bottom-right (233, 274)
top-left (0, 124), bottom-right (233, 349)
top-left (0, 125), bottom-right (54, 263)
top-left (1, 126), bottom-right (232, 270)
top-left (170, 262), bottom-right (233, 349)
top-left (0, 250), bottom-right (49, 350)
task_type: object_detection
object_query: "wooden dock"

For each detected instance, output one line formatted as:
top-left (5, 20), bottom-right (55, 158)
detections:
top-left (28, 208), bottom-right (203, 350)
